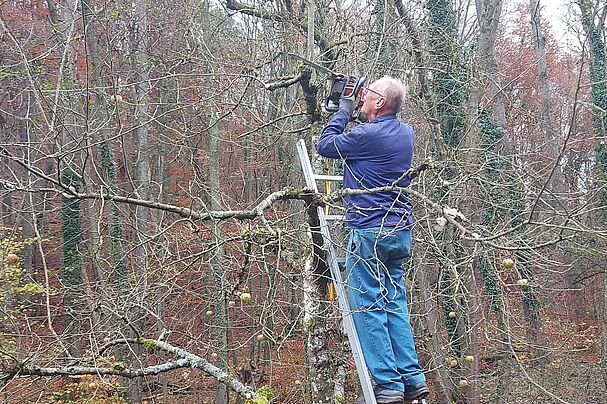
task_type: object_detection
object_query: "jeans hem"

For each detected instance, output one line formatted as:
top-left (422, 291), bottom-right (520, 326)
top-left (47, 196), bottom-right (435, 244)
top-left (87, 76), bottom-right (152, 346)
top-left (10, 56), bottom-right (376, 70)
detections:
top-left (403, 375), bottom-right (426, 385)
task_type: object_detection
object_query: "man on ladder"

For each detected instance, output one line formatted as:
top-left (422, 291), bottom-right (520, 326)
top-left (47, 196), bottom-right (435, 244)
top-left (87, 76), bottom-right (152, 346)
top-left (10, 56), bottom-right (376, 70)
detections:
top-left (316, 76), bottom-right (429, 404)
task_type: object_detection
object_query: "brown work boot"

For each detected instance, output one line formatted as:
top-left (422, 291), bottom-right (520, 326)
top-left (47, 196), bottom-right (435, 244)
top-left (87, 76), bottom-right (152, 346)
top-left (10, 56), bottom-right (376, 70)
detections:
top-left (403, 382), bottom-right (429, 403)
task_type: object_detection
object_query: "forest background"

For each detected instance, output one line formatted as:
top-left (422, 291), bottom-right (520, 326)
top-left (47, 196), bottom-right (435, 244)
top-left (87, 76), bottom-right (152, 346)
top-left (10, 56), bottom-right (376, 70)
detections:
top-left (1, 0), bottom-right (607, 402)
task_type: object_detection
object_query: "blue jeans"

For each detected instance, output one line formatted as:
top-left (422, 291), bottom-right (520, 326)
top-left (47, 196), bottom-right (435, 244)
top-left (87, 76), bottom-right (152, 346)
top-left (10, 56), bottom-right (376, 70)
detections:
top-left (346, 227), bottom-right (425, 392)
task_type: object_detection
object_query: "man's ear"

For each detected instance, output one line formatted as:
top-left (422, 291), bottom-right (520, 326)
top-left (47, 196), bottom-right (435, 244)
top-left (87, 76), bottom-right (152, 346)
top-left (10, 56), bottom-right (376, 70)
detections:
top-left (376, 97), bottom-right (386, 110)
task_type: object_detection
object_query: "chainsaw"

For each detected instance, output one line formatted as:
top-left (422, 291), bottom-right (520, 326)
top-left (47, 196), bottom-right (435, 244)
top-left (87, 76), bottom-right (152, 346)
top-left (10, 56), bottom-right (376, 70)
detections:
top-left (287, 53), bottom-right (366, 113)
top-left (324, 74), bottom-right (366, 113)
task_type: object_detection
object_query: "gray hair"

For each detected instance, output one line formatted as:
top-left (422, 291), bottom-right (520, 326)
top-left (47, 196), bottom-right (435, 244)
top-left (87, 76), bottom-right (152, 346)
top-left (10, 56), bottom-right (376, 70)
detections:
top-left (374, 76), bottom-right (406, 113)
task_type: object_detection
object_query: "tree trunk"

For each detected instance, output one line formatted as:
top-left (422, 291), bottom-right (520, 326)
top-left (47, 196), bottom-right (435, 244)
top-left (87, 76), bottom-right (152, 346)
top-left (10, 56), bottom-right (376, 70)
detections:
top-left (576, 0), bottom-right (607, 395)
top-left (425, 1), bottom-right (471, 400)
top-left (495, 310), bottom-right (512, 404)
top-left (302, 251), bottom-right (334, 404)
top-left (82, 0), bottom-right (127, 286)
top-left (61, 168), bottom-right (83, 356)
top-left (206, 108), bottom-right (229, 404)
top-left (415, 263), bottom-right (452, 403)
top-left (128, 0), bottom-right (152, 399)
top-left (55, 0), bottom-right (83, 358)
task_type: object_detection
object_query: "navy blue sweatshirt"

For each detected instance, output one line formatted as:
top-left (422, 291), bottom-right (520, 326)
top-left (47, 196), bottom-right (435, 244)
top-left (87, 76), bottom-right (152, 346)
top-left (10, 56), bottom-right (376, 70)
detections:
top-left (316, 108), bottom-right (414, 229)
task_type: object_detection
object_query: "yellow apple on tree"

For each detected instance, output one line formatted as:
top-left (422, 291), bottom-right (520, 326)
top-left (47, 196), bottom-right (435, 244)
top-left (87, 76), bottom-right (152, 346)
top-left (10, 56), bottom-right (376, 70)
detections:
top-left (445, 357), bottom-right (458, 368)
top-left (109, 94), bottom-right (123, 104)
top-left (240, 292), bottom-right (252, 303)
top-left (502, 258), bottom-right (515, 269)
top-left (5, 253), bottom-right (19, 265)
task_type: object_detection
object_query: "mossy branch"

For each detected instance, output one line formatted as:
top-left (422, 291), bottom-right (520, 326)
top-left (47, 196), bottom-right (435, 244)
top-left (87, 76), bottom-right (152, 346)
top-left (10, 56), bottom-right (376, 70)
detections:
top-left (3, 337), bottom-right (258, 400)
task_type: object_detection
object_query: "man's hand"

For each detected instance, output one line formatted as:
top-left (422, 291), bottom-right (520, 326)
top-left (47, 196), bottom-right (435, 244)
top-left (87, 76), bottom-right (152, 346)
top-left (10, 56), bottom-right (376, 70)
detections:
top-left (339, 98), bottom-right (356, 115)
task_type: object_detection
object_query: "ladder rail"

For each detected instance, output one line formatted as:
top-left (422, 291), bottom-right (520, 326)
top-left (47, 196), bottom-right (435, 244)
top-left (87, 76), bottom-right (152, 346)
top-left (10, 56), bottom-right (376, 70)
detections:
top-left (296, 139), bottom-right (377, 404)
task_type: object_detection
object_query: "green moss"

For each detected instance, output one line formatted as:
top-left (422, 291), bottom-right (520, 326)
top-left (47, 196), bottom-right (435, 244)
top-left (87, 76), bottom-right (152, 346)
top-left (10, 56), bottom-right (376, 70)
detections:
top-left (135, 337), bottom-right (158, 353)
top-left (245, 386), bottom-right (273, 404)
top-left (333, 394), bottom-right (346, 404)
top-left (110, 361), bottom-right (127, 371)
top-left (284, 186), bottom-right (305, 197)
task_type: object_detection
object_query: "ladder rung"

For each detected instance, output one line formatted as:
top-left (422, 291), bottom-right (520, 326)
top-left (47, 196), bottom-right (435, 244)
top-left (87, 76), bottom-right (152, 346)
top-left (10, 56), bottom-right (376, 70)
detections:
top-left (335, 256), bottom-right (346, 264)
top-left (324, 214), bottom-right (345, 221)
top-left (313, 174), bottom-right (343, 181)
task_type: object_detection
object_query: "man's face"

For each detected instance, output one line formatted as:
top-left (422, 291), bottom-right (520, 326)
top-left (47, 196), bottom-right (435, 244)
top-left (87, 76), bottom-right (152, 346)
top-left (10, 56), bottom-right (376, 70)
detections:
top-left (360, 82), bottom-right (385, 118)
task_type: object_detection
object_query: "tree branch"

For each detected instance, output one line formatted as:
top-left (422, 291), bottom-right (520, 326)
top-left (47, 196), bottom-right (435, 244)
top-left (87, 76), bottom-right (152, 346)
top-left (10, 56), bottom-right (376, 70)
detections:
top-left (0, 146), bottom-right (580, 251)
top-left (14, 359), bottom-right (191, 378)
top-left (3, 337), bottom-right (257, 400)
top-left (264, 72), bottom-right (305, 90)
top-left (224, 0), bottom-right (332, 59)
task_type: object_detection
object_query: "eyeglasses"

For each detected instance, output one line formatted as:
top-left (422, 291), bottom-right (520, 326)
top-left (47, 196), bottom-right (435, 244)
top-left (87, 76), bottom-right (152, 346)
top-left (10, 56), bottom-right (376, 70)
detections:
top-left (363, 87), bottom-right (385, 99)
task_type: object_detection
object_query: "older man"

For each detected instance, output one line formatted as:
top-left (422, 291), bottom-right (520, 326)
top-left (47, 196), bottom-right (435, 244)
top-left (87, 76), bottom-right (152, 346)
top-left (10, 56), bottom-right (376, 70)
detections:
top-left (316, 76), bottom-right (429, 404)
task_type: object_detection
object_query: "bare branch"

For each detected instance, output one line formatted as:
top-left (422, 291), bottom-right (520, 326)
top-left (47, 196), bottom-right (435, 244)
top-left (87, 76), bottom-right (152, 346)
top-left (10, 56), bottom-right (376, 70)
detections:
top-left (264, 73), bottom-right (304, 90)
top-left (4, 338), bottom-right (257, 400)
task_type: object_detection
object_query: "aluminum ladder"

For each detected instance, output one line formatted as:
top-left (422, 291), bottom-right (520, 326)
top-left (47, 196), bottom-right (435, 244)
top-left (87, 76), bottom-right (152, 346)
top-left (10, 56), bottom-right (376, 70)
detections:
top-left (296, 139), bottom-right (429, 404)
top-left (296, 138), bottom-right (377, 404)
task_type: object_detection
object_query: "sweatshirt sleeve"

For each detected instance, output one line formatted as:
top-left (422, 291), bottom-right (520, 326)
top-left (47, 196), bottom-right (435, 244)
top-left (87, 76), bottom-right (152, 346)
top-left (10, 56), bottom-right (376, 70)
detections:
top-left (316, 109), bottom-right (369, 160)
